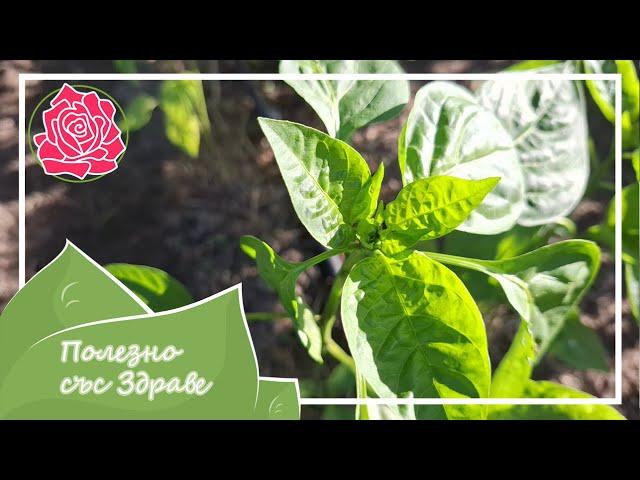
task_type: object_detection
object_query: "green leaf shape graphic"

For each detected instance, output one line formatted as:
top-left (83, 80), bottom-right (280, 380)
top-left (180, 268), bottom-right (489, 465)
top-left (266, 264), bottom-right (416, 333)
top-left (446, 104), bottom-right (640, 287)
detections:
top-left (0, 285), bottom-right (261, 419)
top-left (0, 241), bottom-right (151, 385)
top-left (253, 378), bottom-right (300, 419)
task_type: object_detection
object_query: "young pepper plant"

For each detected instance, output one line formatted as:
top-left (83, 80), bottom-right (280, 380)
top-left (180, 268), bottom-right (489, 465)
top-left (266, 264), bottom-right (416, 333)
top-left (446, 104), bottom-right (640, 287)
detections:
top-left (241, 116), bottom-right (623, 420)
top-left (113, 60), bottom-right (212, 159)
top-left (240, 63), bottom-right (625, 419)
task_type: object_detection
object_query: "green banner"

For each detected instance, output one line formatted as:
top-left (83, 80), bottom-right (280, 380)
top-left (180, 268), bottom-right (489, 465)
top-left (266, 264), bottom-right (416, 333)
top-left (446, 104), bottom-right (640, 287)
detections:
top-left (0, 241), bottom-right (300, 419)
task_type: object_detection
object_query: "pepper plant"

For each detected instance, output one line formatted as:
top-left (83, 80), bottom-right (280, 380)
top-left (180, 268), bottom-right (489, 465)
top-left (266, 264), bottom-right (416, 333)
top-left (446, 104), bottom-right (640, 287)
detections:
top-left (102, 60), bottom-right (629, 420)
top-left (113, 60), bottom-right (213, 159)
top-left (238, 60), bottom-right (625, 419)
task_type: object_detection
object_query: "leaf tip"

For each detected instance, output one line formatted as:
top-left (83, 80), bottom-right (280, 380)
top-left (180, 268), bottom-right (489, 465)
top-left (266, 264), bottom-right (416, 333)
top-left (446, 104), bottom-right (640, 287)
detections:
top-left (485, 176), bottom-right (501, 189)
top-left (239, 235), bottom-right (259, 260)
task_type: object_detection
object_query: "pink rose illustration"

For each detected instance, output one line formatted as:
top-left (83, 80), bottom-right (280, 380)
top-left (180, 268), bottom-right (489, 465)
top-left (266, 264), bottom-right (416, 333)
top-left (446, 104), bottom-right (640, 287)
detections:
top-left (33, 84), bottom-right (126, 180)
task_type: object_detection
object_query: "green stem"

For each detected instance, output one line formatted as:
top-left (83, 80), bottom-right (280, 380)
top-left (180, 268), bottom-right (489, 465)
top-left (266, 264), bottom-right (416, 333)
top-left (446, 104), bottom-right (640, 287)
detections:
top-left (246, 312), bottom-right (287, 322)
top-left (318, 251), bottom-right (371, 375)
top-left (501, 219), bottom-right (575, 259)
top-left (355, 368), bottom-right (370, 420)
top-left (299, 247), bottom-right (347, 272)
top-left (320, 269), bottom-right (355, 374)
top-left (424, 251), bottom-right (493, 274)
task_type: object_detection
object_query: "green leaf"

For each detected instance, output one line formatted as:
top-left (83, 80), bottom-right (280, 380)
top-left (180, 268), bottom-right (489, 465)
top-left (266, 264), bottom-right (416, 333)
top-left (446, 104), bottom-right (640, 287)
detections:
top-left (380, 175), bottom-right (500, 255)
top-left (160, 80), bottom-right (208, 158)
top-left (351, 163), bottom-right (385, 222)
top-left (590, 183), bottom-right (639, 261)
top-left (442, 221), bottom-right (577, 305)
top-left (113, 60), bottom-right (137, 74)
top-left (120, 95), bottom-right (158, 133)
top-left (506, 60), bottom-right (561, 71)
top-left (341, 250), bottom-right (491, 420)
top-left (364, 398), bottom-right (417, 420)
top-left (477, 61), bottom-right (590, 226)
top-left (488, 380), bottom-right (625, 420)
top-left (491, 320), bottom-right (536, 398)
top-left (104, 263), bottom-right (193, 312)
top-left (258, 118), bottom-right (375, 248)
top-left (398, 82), bottom-right (524, 234)
top-left (280, 60), bottom-right (409, 140)
top-left (293, 299), bottom-right (323, 363)
top-left (444, 221), bottom-right (576, 262)
top-left (584, 60), bottom-right (639, 148)
top-left (239, 235), bottom-right (332, 363)
top-left (548, 309), bottom-right (608, 371)
top-left (0, 241), bottom-right (151, 385)
top-left (619, 183), bottom-right (639, 261)
top-left (325, 364), bottom-right (356, 397)
top-left (427, 240), bottom-right (601, 360)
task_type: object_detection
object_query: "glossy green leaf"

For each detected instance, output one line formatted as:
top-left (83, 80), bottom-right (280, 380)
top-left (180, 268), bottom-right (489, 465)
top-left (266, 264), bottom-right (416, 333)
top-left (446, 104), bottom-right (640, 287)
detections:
top-left (239, 235), bottom-right (333, 363)
top-left (258, 118), bottom-right (375, 248)
top-left (293, 298), bottom-right (323, 363)
top-left (380, 175), bottom-right (500, 255)
top-left (488, 380), bottom-right (625, 420)
top-left (632, 149), bottom-right (639, 181)
top-left (104, 263), bottom-right (193, 312)
top-left (341, 250), bottom-right (491, 420)
top-left (120, 95), bottom-right (158, 133)
top-left (444, 220), bottom-right (575, 262)
top-left (548, 309), bottom-right (608, 371)
top-left (491, 320), bottom-right (536, 398)
top-left (427, 240), bottom-right (601, 359)
top-left (477, 61), bottom-right (590, 226)
top-left (351, 163), bottom-right (384, 223)
top-left (440, 221), bottom-right (576, 309)
top-left (584, 60), bottom-right (639, 148)
top-left (399, 82), bottom-right (524, 234)
top-left (160, 80), bottom-right (208, 158)
top-left (280, 60), bottom-right (409, 140)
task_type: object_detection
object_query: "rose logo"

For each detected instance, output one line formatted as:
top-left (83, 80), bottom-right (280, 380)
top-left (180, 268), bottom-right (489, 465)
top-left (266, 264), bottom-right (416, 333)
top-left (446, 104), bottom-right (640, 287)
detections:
top-left (31, 84), bottom-right (127, 181)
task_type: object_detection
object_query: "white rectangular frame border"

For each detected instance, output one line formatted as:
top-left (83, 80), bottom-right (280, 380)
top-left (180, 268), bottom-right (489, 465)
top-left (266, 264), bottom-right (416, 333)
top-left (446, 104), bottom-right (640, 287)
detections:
top-left (18, 71), bottom-right (623, 406)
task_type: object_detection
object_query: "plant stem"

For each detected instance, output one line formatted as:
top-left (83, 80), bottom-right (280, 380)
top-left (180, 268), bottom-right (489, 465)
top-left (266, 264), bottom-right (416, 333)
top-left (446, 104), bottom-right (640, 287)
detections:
top-left (246, 312), bottom-right (287, 322)
top-left (318, 250), bottom-right (373, 375)
top-left (320, 269), bottom-right (356, 374)
top-left (300, 247), bottom-right (347, 271)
